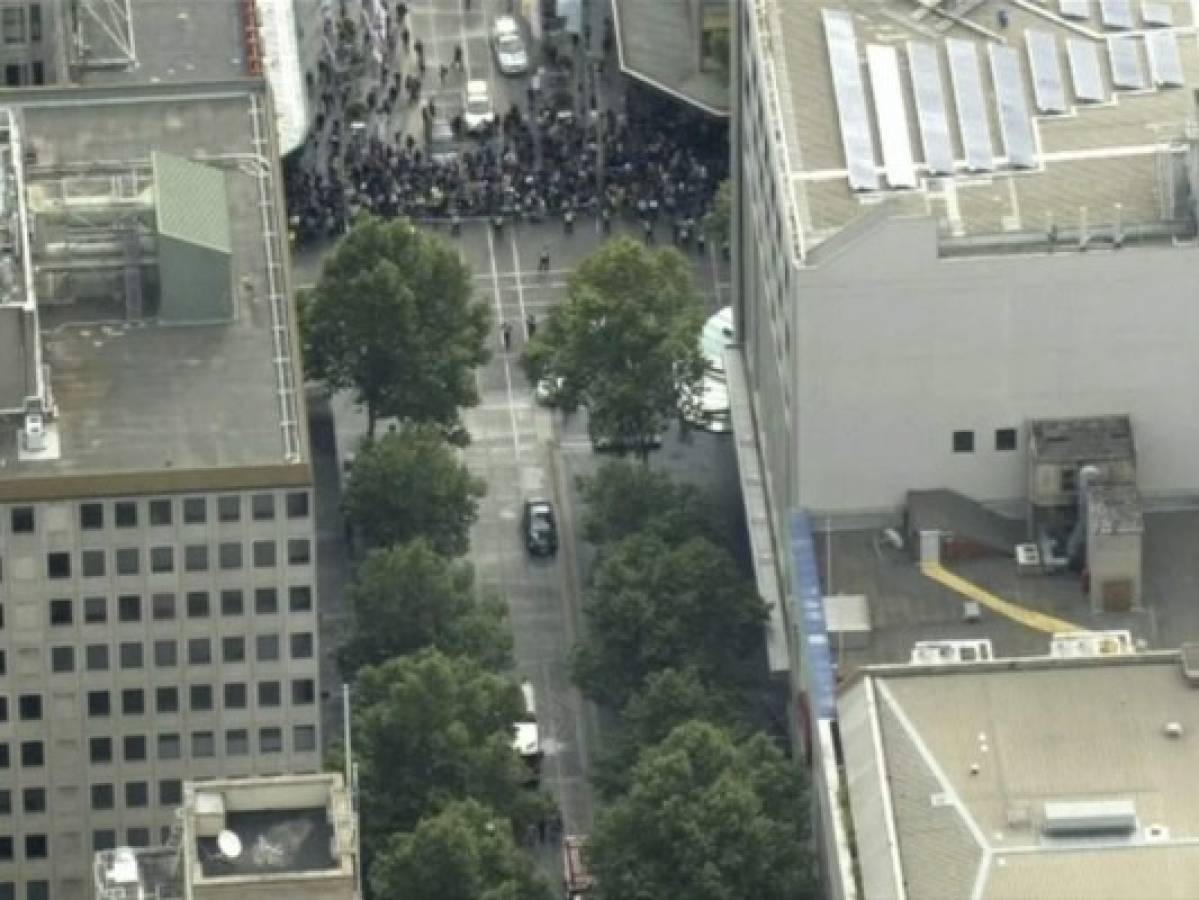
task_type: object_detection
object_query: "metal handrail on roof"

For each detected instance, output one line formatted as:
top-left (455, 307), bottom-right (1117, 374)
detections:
top-left (248, 93), bottom-right (302, 464)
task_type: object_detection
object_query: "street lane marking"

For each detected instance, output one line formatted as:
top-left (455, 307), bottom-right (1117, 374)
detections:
top-left (486, 224), bottom-right (521, 459)
top-left (510, 231), bottom-right (531, 338)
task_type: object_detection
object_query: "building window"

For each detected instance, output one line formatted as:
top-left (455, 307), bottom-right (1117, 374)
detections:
top-left (286, 491), bottom-right (310, 519)
top-left (254, 588), bottom-right (278, 614)
top-left (184, 544), bottom-right (208, 572)
top-left (223, 683), bottom-right (247, 709)
top-left (27, 881), bottom-right (49, 900)
top-left (88, 691), bottom-right (110, 717)
top-left (189, 685), bottom-right (213, 712)
top-left (90, 784), bottom-right (115, 810)
top-left (79, 503), bottom-right (103, 530)
top-left (123, 736), bottom-right (146, 762)
top-left (186, 591), bottom-right (210, 618)
top-left (292, 679), bottom-right (316, 705)
top-left (1061, 467), bottom-right (1078, 493)
top-left (50, 646), bottom-right (74, 673)
top-left (154, 640), bottom-right (177, 667)
top-left (150, 546), bottom-right (174, 574)
top-left (288, 585), bottom-right (313, 612)
top-left (257, 681), bottom-right (281, 707)
top-left (0, 744), bottom-right (8, 769)
top-left (187, 638), bottom-right (211, 666)
top-left (93, 829), bottom-right (116, 851)
top-left (84, 597), bottom-right (107, 623)
top-left (115, 548), bottom-right (140, 575)
top-left (191, 732), bottom-right (215, 758)
top-left (182, 497), bottom-right (206, 525)
top-left (256, 635), bottom-right (279, 662)
top-left (259, 727), bottom-right (283, 754)
top-left (86, 644), bottom-right (109, 671)
top-left (156, 734), bottom-right (180, 761)
top-left (21, 788), bottom-right (44, 814)
top-left (0, 839), bottom-right (9, 862)
top-left (9, 506), bottom-right (33, 533)
top-left (952, 430), bottom-right (975, 453)
top-left (288, 539), bottom-right (311, 565)
top-left (218, 542), bottom-right (243, 569)
top-left (217, 495), bottom-right (241, 522)
top-left (995, 428), bottom-right (1018, 452)
top-left (222, 637), bottom-right (245, 663)
top-left (24, 834), bottom-right (47, 860)
top-left (114, 501), bottom-right (137, 528)
top-left (152, 593), bottom-right (175, 621)
top-left (46, 552), bottom-right (71, 579)
top-left (220, 590), bottom-right (244, 616)
top-left (3, 65), bottom-right (18, 87)
top-left (252, 540), bottom-right (276, 568)
top-left (149, 499), bottom-right (172, 526)
top-left (290, 633), bottom-right (314, 659)
top-left (155, 687), bottom-right (178, 714)
top-left (20, 742), bottom-right (43, 768)
top-left (251, 493), bottom-right (275, 521)
top-left (225, 729), bottom-right (249, 756)
top-left (0, 698), bottom-right (7, 722)
top-left (159, 779), bottom-right (182, 806)
top-left (17, 695), bottom-right (40, 721)
top-left (125, 781), bottom-right (149, 808)
top-left (49, 599), bottom-right (72, 626)
top-left (118, 594), bottom-right (141, 622)
top-left (121, 689), bottom-right (145, 715)
top-left (293, 725), bottom-right (317, 752)
top-left (81, 549), bottom-right (106, 577)
top-left (119, 642), bottom-right (143, 670)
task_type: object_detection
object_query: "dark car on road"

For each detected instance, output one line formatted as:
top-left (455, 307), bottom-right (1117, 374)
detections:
top-left (522, 499), bottom-right (558, 555)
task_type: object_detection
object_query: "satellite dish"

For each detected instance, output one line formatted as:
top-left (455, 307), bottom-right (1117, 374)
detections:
top-left (217, 830), bottom-right (242, 860)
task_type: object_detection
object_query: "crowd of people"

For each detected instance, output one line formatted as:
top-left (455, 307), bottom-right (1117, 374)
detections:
top-left (283, 0), bottom-right (727, 249)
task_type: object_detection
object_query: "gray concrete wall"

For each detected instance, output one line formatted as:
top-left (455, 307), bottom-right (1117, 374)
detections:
top-left (794, 215), bottom-right (1199, 517)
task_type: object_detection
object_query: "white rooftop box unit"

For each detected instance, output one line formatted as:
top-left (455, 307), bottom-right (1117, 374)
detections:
top-left (192, 792), bottom-right (226, 838)
top-left (910, 639), bottom-right (994, 664)
top-left (1043, 798), bottom-right (1137, 835)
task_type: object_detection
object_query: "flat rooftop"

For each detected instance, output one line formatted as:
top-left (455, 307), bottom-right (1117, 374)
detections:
top-left (761, 0), bottom-right (1199, 257)
top-left (198, 808), bottom-right (334, 877)
top-left (0, 84), bottom-right (305, 490)
top-left (841, 652), bottom-right (1199, 899)
top-left (1030, 415), bottom-right (1135, 463)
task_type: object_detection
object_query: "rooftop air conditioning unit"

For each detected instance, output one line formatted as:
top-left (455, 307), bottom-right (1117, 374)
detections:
top-left (22, 413), bottom-right (45, 452)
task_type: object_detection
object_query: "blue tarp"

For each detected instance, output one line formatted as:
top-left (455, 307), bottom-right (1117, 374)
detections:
top-left (790, 511), bottom-right (837, 722)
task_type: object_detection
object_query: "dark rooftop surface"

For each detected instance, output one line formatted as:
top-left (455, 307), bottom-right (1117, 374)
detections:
top-left (78, 0), bottom-right (249, 87)
top-left (198, 808), bottom-right (334, 877)
top-left (1029, 415), bottom-right (1135, 463)
top-left (0, 84), bottom-right (304, 481)
top-left (816, 509), bottom-right (1199, 675)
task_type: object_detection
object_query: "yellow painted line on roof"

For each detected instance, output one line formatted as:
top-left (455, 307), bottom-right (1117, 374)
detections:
top-left (920, 562), bottom-right (1081, 634)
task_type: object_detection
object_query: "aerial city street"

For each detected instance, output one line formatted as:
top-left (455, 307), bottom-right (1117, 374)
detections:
top-left (1, 0), bottom-right (1199, 899)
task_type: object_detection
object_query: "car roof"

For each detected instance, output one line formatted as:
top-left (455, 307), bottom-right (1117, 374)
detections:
top-left (525, 498), bottom-right (552, 510)
top-left (494, 15), bottom-right (518, 34)
top-left (467, 79), bottom-right (489, 94)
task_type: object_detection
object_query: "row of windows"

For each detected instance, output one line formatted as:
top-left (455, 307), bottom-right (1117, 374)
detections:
top-left (44, 585), bottom-right (312, 626)
top-left (952, 428), bottom-right (1019, 454)
top-left (43, 632), bottom-right (315, 672)
top-left (0, 882), bottom-right (47, 900)
top-left (74, 492), bottom-right (310, 531)
top-left (1, 7), bottom-right (41, 46)
top-left (76, 679), bottom-right (317, 717)
top-left (39, 538), bottom-right (312, 579)
top-left (9, 492), bottom-right (310, 536)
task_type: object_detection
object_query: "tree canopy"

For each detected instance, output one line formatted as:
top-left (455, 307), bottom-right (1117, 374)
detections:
top-left (572, 532), bottom-right (767, 708)
top-left (339, 539), bottom-right (512, 675)
top-left (522, 237), bottom-right (706, 459)
top-left (302, 215), bottom-right (490, 436)
top-left (577, 460), bottom-right (722, 548)
top-left (589, 721), bottom-right (818, 900)
top-left (369, 799), bottom-right (556, 900)
top-left (343, 424), bottom-right (485, 557)
top-left (354, 650), bottom-right (551, 841)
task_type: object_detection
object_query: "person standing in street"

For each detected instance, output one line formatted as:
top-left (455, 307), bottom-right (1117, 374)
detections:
top-left (539, 244), bottom-right (551, 272)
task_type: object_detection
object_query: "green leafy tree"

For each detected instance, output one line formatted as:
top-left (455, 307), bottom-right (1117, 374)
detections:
top-left (590, 721), bottom-right (818, 900)
top-left (705, 179), bottom-right (731, 249)
top-left (370, 799), bottom-right (556, 900)
top-left (572, 533), bottom-right (767, 708)
top-left (523, 237), bottom-right (705, 460)
top-left (592, 667), bottom-right (745, 798)
top-left (339, 539), bottom-right (512, 675)
top-left (303, 215), bottom-right (490, 437)
top-left (343, 425), bottom-right (485, 556)
top-left (354, 650), bottom-right (552, 843)
top-left (578, 461), bottom-right (722, 547)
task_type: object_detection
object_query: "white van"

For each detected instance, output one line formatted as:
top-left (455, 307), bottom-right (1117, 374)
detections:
top-left (512, 680), bottom-right (542, 781)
